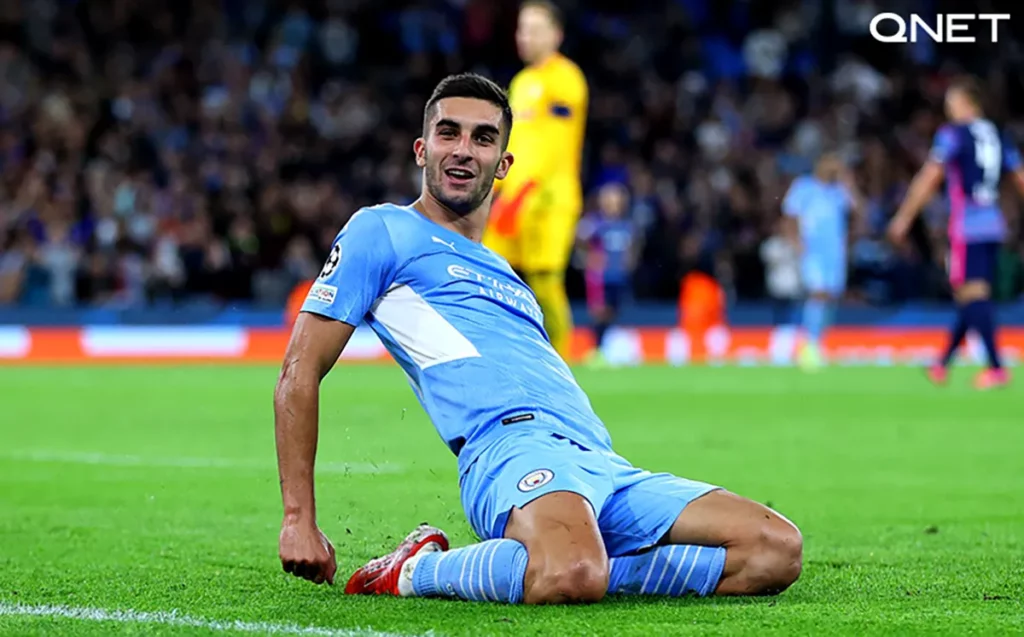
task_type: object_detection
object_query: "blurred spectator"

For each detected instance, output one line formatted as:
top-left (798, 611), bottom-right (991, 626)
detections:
top-left (2, 0), bottom-right (1024, 311)
top-left (577, 182), bottom-right (638, 362)
top-left (760, 218), bottom-right (801, 325)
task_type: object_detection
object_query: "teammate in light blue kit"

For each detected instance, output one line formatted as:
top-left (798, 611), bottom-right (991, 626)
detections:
top-left (274, 73), bottom-right (802, 604)
top-left (783, 153), bottom-right (862, 370)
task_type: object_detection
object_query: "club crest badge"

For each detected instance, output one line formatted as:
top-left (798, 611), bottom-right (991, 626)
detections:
top-left (518, 469), bottom-right (554, 492)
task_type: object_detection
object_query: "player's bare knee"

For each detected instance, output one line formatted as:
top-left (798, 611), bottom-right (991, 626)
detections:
top-left (743, 518), bottom-right (803, 595)
top-left (526, 558), bottom-right (608, 604)
top-left (771, 521), bottom-right (803, 591)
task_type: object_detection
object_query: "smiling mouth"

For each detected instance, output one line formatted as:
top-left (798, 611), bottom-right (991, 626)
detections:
top-left (444, 167), bottom-right (475, 180)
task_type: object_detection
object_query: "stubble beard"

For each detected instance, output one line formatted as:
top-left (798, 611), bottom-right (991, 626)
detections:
top-left (425, 157), bottom-right (497, 217)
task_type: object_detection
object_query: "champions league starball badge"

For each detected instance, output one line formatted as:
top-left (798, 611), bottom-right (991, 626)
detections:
top-left (320, 243), bottom-right (341, 279)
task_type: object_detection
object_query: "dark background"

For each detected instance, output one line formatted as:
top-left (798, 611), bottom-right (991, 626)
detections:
top-left (2, 0), bottom-right (1024, 312)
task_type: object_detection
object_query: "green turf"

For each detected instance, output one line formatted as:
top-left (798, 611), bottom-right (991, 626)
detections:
top-left (0, 365), bottom-right (1021, 636)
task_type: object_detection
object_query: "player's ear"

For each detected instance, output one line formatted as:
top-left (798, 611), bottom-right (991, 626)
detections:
top-left (495, 151), bottom-right (513, 180)
top-left (413, 138), bottom-right (427, 167)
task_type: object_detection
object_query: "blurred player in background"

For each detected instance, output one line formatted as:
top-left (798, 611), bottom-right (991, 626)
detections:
top-left (578, 183), bottom-right (637, 368)
top-left (889, 78), bottom-right (1024, 389)
top-left (783, 153), bottom-right (863, 370)
top-left (760, 216), bottom-right (802, 328)
top-left (484, 0), bottom-right (588, 361)
top-left (276, 73), bottom-right (802, 605)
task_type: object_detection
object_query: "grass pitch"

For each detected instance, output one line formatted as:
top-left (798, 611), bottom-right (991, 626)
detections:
top-left (0, 365), bottom-right (1021, 636)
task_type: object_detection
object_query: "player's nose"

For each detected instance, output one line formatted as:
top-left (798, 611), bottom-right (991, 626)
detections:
top-left (451, 133), bottom-right (474, 157)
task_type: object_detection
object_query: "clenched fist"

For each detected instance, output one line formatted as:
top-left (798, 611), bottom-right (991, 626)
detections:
top-left (279, 518), bottom-right (337, 585)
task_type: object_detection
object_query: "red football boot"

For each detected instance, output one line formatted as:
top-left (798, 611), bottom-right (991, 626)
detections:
top-left (344, 524), bottom-right (449, 596)
top-left (926, 364), bottom-right (948, 386)
top-left (974, 367), bottom-right (1010, 390)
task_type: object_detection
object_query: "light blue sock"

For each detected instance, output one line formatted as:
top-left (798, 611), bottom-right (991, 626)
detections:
top-left (608, 545), bottom-right (726, 597)
top-left (802, 299), bottom-right (829, 347)
top-left (412, 539), bottom-right (528, 603)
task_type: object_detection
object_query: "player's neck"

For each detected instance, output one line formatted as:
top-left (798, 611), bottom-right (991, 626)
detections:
top-left (954, 109), bottom-right (982, 124)
top-left (412, 196), bottom-right (488, 243)
top-left (529, 51), bottom-right (559, 68)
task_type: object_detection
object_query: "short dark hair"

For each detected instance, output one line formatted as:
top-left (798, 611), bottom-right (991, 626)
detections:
top-left (423, 73), bottom-right (514, 148)
top-left (521, 0), bottom-right (563, 29)
top-left (949, 76), bottom-right (985, 111)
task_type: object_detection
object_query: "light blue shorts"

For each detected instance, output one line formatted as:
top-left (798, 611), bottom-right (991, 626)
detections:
top-left (459, 429), bottom-right (720, 558)
top-left (802, 256), bottom-right (846, 296)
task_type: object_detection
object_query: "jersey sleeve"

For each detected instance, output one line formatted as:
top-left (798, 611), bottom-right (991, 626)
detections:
top-left (300, 209), bottom-right (398, 326)
top-left (542, 65), bottom-right (588, 178)
top-left (1002, 133), bottom-right (1022, 171)
top-left (549, 64), bottom-right (588, 128)
top-left (782, 178), bottom-right (807, 218)
top-left (929, 126), bottom-right (959, 164)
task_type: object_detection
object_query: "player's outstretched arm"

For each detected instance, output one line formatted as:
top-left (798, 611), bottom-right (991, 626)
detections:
top-left (274, 312), bottom-right (355, 585)
top-left (888, 161), bottom-right (944, 243)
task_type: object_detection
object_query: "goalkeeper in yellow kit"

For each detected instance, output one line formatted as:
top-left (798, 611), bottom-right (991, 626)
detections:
top-left (484, 0), bottom-right (588, 361)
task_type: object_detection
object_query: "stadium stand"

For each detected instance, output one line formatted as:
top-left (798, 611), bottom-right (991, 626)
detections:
top-left (1, 0), bottom-right (1023, 313)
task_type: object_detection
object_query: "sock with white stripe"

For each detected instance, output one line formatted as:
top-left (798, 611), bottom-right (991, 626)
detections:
top-left (410, 539), bottom-right (528, 603)
top-left (802, 298), bottom-right (829, 347)
top-left (608, 545), bottom-right (726, 597)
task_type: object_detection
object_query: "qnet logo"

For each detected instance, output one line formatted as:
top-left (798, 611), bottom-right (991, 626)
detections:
top-left (869, 13), bottom-right (1010, 43)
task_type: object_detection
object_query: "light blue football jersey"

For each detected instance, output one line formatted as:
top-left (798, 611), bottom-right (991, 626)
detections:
top-left (301, 203), bottom-right (611, 473)
top-left (782, 175), bottom-right (851, 264)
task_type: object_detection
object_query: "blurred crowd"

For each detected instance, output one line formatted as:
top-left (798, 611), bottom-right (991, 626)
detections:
top-left (2, 0), bottom-right (1024, 310)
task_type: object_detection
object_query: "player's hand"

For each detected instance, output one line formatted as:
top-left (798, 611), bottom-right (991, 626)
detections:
top-left (279, 518), bottom-right (337, 585)
top-left (887, 216), bottom-right (910, 244)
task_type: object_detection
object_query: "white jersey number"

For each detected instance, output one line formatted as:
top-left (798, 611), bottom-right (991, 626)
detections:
top-left (970, 121), bottom-right (1001, 205)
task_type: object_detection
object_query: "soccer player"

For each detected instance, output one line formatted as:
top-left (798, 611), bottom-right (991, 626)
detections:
top-left (483, 0), bottom-right (588, 361)
top-left (578, 183), bottom-right (636, 368)
top-left (274, 73), bottom-right (802, 605)
top-left (782, 153), bottom-right (863, 370)
top-left (888, 78), bottom-right (1024, 389)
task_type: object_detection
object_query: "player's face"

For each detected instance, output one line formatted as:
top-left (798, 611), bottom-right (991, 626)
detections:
top-left (598, 184), bottom-right (628, 217)
top-left (945, 89), bottom-right (971, 121)
top-left (414, 98), bottom-right (513, 216)
top-left (815, 154), bottom-right (841, 182)
top-left (516, 6), bottom-right (561, 64)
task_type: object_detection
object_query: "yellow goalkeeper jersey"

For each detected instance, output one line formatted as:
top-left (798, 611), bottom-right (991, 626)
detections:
top-left (490, 52), bottom-right (588, 237)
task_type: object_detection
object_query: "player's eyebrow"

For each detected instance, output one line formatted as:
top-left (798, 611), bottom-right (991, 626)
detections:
top-left (472, 123), bottom-right (500, 138)
top-left (435, 119), bottom-right (500, 139)
top-left (435, 118), bottom-right (462, 131)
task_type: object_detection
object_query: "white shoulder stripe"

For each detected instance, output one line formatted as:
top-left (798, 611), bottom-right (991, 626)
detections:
top-left (371, 284), bottom-right (480, 369)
